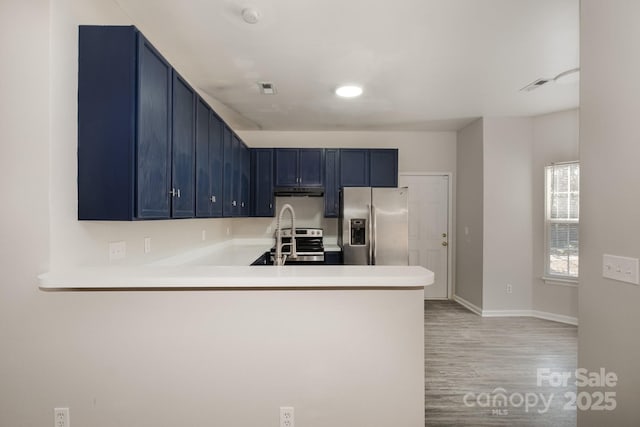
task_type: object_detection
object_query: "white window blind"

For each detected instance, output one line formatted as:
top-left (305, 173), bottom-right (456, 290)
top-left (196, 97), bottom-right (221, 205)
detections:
top-left (545, 162), bottom-right (579, 279)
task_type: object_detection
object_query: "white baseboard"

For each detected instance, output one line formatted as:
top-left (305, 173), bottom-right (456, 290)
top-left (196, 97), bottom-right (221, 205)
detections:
top-left (451, 296), bottom-right (578, 325)
top-left (452, 294), bottom-right (482, 316)
top-left (530, 310), bottom-right (578, 326)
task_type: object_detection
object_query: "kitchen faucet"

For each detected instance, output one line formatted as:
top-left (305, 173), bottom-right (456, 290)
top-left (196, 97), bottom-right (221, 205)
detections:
top-left (274, 203), bottom-right (297, 266)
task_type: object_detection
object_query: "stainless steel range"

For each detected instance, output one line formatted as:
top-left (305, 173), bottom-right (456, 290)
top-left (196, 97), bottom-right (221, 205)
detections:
top-left (270, 228), bottom-right (324, 263)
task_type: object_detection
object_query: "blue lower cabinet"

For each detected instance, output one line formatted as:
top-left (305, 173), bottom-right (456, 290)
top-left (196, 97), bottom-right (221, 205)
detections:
top-left (324, 251), bottom-right (344, 265)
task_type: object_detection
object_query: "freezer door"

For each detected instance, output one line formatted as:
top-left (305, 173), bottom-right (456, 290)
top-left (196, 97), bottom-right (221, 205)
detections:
top-left (372, 187), bottom-right (409, 265)
top-left (341, 187), bottom-right (372, 265)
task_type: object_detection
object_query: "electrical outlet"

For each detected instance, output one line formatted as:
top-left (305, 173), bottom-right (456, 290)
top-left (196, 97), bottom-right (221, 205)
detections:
top-left (226, 227), bottom-right (231, 236)
top-left (506, 284), bottom-right (513, 294)
top-left (280, 406), bottom-right (294, 427)
top-left (144, 237), bottom-right (151, 254)
top-left (201, 230), bottom-right (206, 241)
top-left (54, 407), bottom-right (70, 427)
top-left (108, 241), bottom-right (126, 261)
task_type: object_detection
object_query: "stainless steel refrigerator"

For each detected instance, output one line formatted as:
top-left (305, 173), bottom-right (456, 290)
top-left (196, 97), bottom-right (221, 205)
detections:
top-left (339, 187), bottom-right (409, 265)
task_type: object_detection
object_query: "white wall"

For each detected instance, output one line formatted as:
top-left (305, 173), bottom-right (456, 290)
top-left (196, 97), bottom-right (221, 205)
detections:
top-left (482, 117), bottom-right (533, 311)
top-left (455, 119), bottom-right (484, 308)
top-left (579, 1), bottom-right (640, 425)
top-left (531, 109), bottom-right (579, 319)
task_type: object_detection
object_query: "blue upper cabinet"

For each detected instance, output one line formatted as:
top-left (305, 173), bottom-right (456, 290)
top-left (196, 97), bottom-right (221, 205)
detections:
top-left (338, 149), bottom-right (398, 189)
top-left (171, 71), bottom-right (196, 218)
top-left (299, 149), bottom-right (324, 186)
top-left (251, 149), bottom-right (274, 217)
top-left (324, 149), bottom-right (340, 217)
top-left (369, 149), bottom-right (398, 187)
top-left (224, 132), bottom-right (249, 217)
top-left (240, 142), bottom-right (251, 216)
top-left (78, 26), bottom-right (173, 220)
top-left (339, 149), bottom-right (370, 187)
top-left (274, 149), bottom-right (299, 187)
top-left (274, 148), bottom-right (324, 187)
top-left (222, 126), bottom-right (234, 217)
top-left (195, 98), bottom-right (223, 217)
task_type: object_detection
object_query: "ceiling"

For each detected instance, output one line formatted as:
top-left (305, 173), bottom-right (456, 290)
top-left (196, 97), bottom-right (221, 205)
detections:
top-left (114, 0), bottom-right (579, 131)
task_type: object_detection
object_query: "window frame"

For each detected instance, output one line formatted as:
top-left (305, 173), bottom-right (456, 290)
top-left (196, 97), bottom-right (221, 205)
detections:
top-left (543, 161), bottom-right (579, 284)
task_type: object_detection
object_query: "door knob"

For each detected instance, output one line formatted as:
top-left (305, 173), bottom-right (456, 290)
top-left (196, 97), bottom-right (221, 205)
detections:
top-left (442, 241), bottom-right (448, 247)
top-left (442, 233), bottom-right (447, 238)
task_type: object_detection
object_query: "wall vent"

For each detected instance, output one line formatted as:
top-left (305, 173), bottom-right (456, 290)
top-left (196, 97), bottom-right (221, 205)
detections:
top-left (520, 78), bottom-right (551, 92)
top-left (258, 82), bottom-right (277, 95)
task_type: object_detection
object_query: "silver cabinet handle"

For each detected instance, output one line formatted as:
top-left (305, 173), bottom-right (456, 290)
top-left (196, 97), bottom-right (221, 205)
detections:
top-left (210, 195), bottom-right (216, 203)
top-left (269, 203), bottom-right (273, 209)
top-left (232, 200), bottom-right (237, 207)
top-left (241, 202), bottom-right (245, 208)
top-left (177, 189), bottom-right (181, 198)
top-left (169, 188), bottom-right (177, 197)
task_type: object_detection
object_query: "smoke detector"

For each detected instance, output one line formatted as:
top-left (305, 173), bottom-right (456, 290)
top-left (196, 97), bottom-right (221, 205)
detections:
top-left (241, 8), bottom-right (261, 24)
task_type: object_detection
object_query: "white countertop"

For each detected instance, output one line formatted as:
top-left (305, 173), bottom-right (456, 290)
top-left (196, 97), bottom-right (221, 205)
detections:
top-left (38, 239), bottom-right (434, 290)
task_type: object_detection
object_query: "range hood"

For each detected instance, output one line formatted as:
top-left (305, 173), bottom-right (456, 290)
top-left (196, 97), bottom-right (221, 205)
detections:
top-left (274, 186), bottom-right (325, 197)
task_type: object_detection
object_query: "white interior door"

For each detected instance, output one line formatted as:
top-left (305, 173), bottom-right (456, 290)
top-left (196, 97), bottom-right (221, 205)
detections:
top-left (399, 174), bottom-right (450, 299)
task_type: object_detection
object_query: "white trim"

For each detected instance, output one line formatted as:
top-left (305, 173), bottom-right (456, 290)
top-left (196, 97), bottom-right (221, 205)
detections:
top-left (482, 308), bottom-right (578, 325)
top-left (531, 310), bottom-right (578, 326)
top-left (451, 297), bottom-right (578, 325)
top-left (541, 276), bottom-right (579, 287)
top-left (482, 309), bottom-right (532, 318)
top-left (453, 294), bottom-right (482, 316)
top-left (400, 172), bottom-right (454, 299)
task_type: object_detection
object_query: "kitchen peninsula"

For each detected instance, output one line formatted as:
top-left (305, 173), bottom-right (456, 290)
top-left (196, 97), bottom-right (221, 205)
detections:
top-left (38, 240), bottom-right (433, 427)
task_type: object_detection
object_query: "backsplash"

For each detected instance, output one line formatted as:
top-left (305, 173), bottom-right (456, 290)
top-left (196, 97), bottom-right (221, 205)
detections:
top-left (232, 197), bottom-right (338, 240)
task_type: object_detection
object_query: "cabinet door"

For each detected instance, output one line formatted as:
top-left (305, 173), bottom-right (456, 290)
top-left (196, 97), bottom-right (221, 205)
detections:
top-left (324, 149), bottom-right (340, 217)
top-left (222, 126), bottom-right (234, 217)
top-left (252, 149), bottom-right (274, 217)
top-left (299, 149), bottom-right (324, 187)
top-left (339, 149), bottom-right (369, 187)
top-left (240, 142), bottom-right (250, 216)
top-left (232, 134), bottom-right (243, 216)
top-left (195, 98), bottom-right (211, 217)
top-left (171, 72), bottom-right (196, 218)
top-left (136, 33), bottom-right (172, 219)
top-left (78, 25), bottom-right (137, 220)
top-left (208, 112), bottom-right (224, 217)
top-left (369, 149), bottom-right (398, 187)
top-left (274, 149), bottom-right (299, 187)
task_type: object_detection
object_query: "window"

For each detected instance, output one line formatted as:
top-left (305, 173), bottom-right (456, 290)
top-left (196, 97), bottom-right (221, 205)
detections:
top-left (545, 162), bottom-right (579, 279)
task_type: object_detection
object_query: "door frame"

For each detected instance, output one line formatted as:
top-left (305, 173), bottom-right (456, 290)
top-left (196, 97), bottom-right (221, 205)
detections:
top-left (399, 172), bottom-right (454, 299)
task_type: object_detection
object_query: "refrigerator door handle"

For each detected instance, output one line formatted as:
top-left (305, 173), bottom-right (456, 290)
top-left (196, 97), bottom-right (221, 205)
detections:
top-left (371, 204), bottom-right (377, 265)
top-left (367, 204), bottom-right (373, 265)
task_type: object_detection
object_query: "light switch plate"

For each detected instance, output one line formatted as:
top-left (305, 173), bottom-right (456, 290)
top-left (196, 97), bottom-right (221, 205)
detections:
top-left (603, 254), bottom-right (639, 285)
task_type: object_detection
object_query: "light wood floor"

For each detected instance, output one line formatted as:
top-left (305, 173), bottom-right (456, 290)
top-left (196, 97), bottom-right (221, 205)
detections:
top-left (425, 301), bottom-right (577, 427)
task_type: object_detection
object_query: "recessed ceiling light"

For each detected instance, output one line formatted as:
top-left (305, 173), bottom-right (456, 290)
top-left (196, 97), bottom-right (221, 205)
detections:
top-left (335, 85), bottom-right (363, 98)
